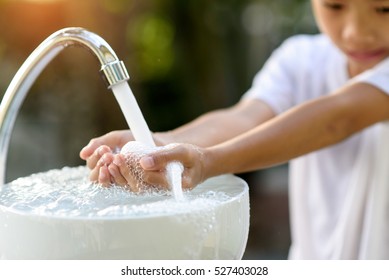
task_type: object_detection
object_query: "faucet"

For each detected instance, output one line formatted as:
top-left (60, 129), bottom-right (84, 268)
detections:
top-left (0, 27), bottom-right (130, 185)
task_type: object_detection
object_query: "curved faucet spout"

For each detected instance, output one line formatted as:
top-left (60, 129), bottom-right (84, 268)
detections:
top-left (0, 27), bottom-right (130, 184)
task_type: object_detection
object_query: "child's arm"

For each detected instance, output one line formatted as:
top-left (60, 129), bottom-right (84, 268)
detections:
top-left (82, 98), bottom-right (276, 186)
top-left (205, 82), bottom-right (389, 176)
top-left (140, 82), bottom-right (389, 189)
top-left (154, 98), bottom-right (276, 147)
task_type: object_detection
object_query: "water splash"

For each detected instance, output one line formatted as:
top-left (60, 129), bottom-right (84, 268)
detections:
top-left (0, 166), bottom-right (230, 218)
top-left (0, 166), bottom-right (249, 259)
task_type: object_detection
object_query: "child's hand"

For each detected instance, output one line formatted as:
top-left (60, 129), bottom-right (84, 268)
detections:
top-left (106, 154), bottom-right (147, 192)
top-left (88, 148), bottom-right (115, 186)
top-left (80, 131), bottom-right (191, 191)
top-left (80, 130), bottom-right (173, 171)
top-left (88, 149), bottom-right (141, 191)
top-left (79, 130), bottom-right (134, 169)
top-left (92, 142), bottom-right (206, 192)
top-left (80, 130), bottom-right (134, 186)
top-left (139, 143), bottom-right (206, 190)
top-left (91, 141), bottom-right (162, 191)
top-left (104, 141), bottom-right (163, 192)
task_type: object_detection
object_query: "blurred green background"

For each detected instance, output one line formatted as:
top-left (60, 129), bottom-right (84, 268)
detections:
top-left (0, 0), bottom-right (317, 259)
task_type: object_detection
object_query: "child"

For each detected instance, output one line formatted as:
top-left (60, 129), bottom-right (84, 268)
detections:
top-left (80, 0), bottom-right (389, 259)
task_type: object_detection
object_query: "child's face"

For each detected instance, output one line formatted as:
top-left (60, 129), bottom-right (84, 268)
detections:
top-left (311, 0), bottom-right (389, 77)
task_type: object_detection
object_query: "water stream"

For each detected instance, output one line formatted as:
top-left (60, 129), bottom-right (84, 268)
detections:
top-left (111, 82), bottom-right (155, 147)
top-left (111, 82), bottom-right (184, 199)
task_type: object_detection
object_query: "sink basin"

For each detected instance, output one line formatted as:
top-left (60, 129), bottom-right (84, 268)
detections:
top-left (0, 166), bottom-right (249, 259)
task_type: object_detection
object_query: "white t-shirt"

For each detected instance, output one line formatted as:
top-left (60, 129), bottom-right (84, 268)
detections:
top-left (243, 34), bottom-right (389, 259)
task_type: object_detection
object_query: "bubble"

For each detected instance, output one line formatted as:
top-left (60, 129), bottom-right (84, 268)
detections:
top-left (120, 141), bottom-right (184, 200)
top-left (0, 166), bottom-right (233, 219)
top-left (120, 141), bottom-right (157, 191)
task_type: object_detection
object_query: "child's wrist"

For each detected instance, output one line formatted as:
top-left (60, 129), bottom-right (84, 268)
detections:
top-left (202, 147), bottom-right (222, 180)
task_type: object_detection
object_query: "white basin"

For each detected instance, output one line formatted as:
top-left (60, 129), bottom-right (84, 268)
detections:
top-left (0, 166), bottom-right (249, 259)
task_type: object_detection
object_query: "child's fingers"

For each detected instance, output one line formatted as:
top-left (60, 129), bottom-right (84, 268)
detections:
top-left (89, 158), bottom-right (104, 182)
top-left (108, 163), bottom-right (127, 186)
top-left (139, 144), bottom-right (205, 190)
top-left (80, 138), bottom-right (107, 160)
top-left (79, 142), bottom-right (96, 160)
top-left (113, 154), bottom-right (140, 192)
top-left (80, 130), bottom-right (134, 160)
top-left (80, 134), bottom-right (116, 159)
top-left (139, 144), bottom-right (193, 171)
top-left (142, 170), bottom-right (169, 189)
top-left (98, 166), bottom-right (112, 187)
top-left (89, 152), bottom-right (114, 182)
top-left (86, 145), bottom-right (112, 169)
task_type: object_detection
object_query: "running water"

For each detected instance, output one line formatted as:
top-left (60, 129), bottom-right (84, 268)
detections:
top-left (111, 82), bottom-right (184, 199)
top-left (111, 82), bottom-right (155, 147)
top-left (166, 162), bottom-right (184, 201)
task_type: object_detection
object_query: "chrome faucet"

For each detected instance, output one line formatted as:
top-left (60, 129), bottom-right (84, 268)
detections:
top-left (0, 27), bottom-right (130, 184)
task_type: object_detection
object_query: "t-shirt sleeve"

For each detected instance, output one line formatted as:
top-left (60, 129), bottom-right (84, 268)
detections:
top-left (350, 57), bottom-right (389, 96)
top-left (242, 36), bottom-right (302, 114)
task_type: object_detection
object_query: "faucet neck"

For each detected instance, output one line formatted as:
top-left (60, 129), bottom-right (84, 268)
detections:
top-left (0, 27), bottom-right (130, 184)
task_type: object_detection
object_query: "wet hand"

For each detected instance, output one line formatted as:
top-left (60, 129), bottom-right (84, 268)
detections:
top-left (106, 154), bottom-right (150, 192)
top-left (79, 130), bottom-right (134, 168)
top-left (79, 130), bottom-right (173, 170)
top-left (92, 141), bottom-right (161, 192)
top-left (139, 143), bottom-right (206, 190)
top-left (96, 142), bottom-right (206, 192)
top-left (88, 150), bottom-right (115, 186)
